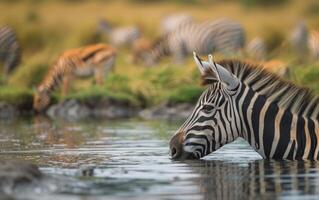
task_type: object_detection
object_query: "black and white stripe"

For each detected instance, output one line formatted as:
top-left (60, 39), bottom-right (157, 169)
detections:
top-left (290, 22), bottom-right (309, 56)
top-left (141, 18), bottom-right (245, 65)
top-left (0, 26), bottom-right (21, 76)
top-left (170, 54), bottom-right (319, 160)
top-left (160, 13), bottom-right (193, 34)
top-left (246, 37), bottom-right (267, 61)
top-left (97, 19), bottom-right (140, 47)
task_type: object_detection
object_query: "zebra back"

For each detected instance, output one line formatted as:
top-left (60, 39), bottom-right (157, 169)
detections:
top-left (141, 18), bottom-right (245, 65)
top-left (0, 26), bottom-right (21, 75)
top-left (37, 44), bottom-right (115, 94)
top-left (160, 14), bottom-right (193, 34)
top-left (109, 26), bottom-right (141, 47)
top-left (246, 37), bottom-right (267, 61)
top-left (34, 44), bottom-right (116, 112)
top-left (97, 20), bottom-right (140, 47)
top-left (168, 18), bottom-right (245, 55)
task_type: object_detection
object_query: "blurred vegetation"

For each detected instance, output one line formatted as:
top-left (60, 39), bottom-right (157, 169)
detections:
top-left (289, 64), bottom-right (319, 94)
top-left (64, 85), bottom-right (140, 107)
top-left (8, 54), bottom-right (50, 87)
top-left (239, 0), bottom-right (288, 7)
top-left (262, 27), bottom-right (285, 53)
top-left (0, 86), bottom-right (32, 107)
top-left (304, 1), bottom-right (319, 16)
top-left (167, 85), bottom-right (204, 104)
top-left (0, 0), bottom-right (318, 109)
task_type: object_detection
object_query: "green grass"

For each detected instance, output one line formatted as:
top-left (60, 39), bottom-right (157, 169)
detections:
top-left (167, 85), bottom-right (204, 104)
top-left (0, 0), bottom-right (319, 109)
top-left (0, 86), bottom-right (33, 107)
top-left (64, 85), bottom-right (140, 107)
top-left (8, 54), bottom-right (50, 88)
top-left (288, 63), bottom-right (319, 94)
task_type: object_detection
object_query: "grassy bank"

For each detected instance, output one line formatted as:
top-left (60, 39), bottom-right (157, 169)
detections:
top-left (0, 0), bottom-right (319, 109)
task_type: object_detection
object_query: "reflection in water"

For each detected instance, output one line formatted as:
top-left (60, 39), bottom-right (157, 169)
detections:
top-left (188, 160), bottom-right (319, 199)
top-left (33, 115), bottom-right (85, 148)
top-left (0, 118), bottom-right (319, 199)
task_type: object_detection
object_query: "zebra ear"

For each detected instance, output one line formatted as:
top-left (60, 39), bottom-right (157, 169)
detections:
top-left (207, 54), bottom-right (239, 90)
top-left (193, 52), bottom-right (218, 83)
top-left (193, 52), bottom-right (239, 90)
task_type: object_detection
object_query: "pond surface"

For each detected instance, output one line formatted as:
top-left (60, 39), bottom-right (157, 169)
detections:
top-left (1, 117), bottom-right (319, 200)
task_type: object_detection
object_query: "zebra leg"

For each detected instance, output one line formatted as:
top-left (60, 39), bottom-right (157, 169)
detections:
top-left (62, 73), bottom-right (73, 97)
top-left (94, 64), bottom-right (104, 85)
top-left (3, 56), bottom-right (11, 79)
top-left (172, 42), bottom-right (187, 64)
top-left (3, 50), bottom-right (19, 82)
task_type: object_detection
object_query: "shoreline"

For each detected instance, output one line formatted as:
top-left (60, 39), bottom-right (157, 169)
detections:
top-left (0, 99), bottom-right (194, 121)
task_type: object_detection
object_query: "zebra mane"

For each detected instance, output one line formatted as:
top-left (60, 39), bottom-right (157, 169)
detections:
top-left (203, 59), bottom-right (319, 120)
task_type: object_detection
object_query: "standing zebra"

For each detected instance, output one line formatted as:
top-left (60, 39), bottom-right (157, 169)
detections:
top-left (132, 38), bottom-right (152, 64)
top-left (97, 19), bottom-right (141, 47)
top-left (169, 52), bottom-right (319, 160)
top-left (290, 22), bottom-right (308, 57)
top-left (0, 26), bottom-right (21, 77)
top-left (160, 13), bottom-right (193, 34)
top-left (308, 31), bottom-right (319, 59)
top-left (33, 43), bottom-right (116, 112)
top-left (135, 18), bottom-right (245, 66)
top-left (246, 37), bottom-right (267, 61)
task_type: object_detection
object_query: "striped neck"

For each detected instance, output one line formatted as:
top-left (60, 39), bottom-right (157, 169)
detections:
top-left (38, 64), bottom-right (65, 96)
top-left (236, 83), bottom-right (319, 160)
top-left (146, 37), bottom-right (170, 64)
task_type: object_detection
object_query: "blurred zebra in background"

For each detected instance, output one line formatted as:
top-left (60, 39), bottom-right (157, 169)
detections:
top-left (33, 43), bottom-right (117, 112)
top-left (308, 31), bottom-right (319, 59)
top-left (290, 22), bottom-right (308, 57)
top-left (246, 37), bottom-right (267, 61)
top-left (135, 18), bottom-right (245, 66)
top-left (97, 19), bottom-right (141, 47)
top-left (0, 26), bottom-right (21, 78)
top-left (132, 38), bottom-right (152, 63)
top-left (160, 13), bottom-right (193, 34)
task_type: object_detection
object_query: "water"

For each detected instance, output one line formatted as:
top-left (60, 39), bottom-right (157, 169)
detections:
top-left (1, 117), bottom-right (319, 200)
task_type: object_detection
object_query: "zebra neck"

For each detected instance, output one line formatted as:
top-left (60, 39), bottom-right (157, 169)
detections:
top-left (148, 38), bottom-right (169, 61)
top-left (39, 65), bottom-right (67, 95)
top-left (237, 84), bottom-right (319, 160)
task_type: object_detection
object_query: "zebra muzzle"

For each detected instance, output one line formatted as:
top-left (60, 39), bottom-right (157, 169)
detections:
top-left (169, 132), bottom-right (197, 160)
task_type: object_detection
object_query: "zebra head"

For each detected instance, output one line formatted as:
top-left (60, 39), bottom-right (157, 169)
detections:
top-left (33, 88), bottom-right (50, 112)
top-left (169, 52), bottom-right (241, 160)
top-left (133, 36), bottom-right (169, 66)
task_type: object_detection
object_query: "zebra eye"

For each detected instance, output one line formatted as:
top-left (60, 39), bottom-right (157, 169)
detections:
top-left (202, 105), bottom-right (214, 112)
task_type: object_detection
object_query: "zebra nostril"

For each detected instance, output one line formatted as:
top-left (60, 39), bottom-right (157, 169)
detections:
top-left (171, 147), bottom-right (177, 158)
top-left (169, 131), bottom-right (184, 159)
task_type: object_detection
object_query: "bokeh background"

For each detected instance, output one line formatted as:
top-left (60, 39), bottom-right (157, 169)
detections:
top-left (1, 0), bottom-right (319, 111)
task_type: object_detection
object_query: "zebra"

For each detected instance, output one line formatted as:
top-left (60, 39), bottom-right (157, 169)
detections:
top-left (169, 52), bottom-right (319, 160)
top-left (290, 22), bottom-right (308, 57)
top-left (308, 30), bottom-right (319, 59)
top-left (0, 26), bottom-right (21, 77)
top-left (132, 37), bottom-right (152, 64)
top-left (135, 18), bottom-right (245, 66)
top-left (33, 43), bottom-right (116, 112)
top-left (189, 159), bottom-right (319, 199)
top-left (97, 19), bottom-right (141, 47)
top-left (246, 37), bottom-right (267, 61)
top-left (160, 13), bottom-right (193, 34)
